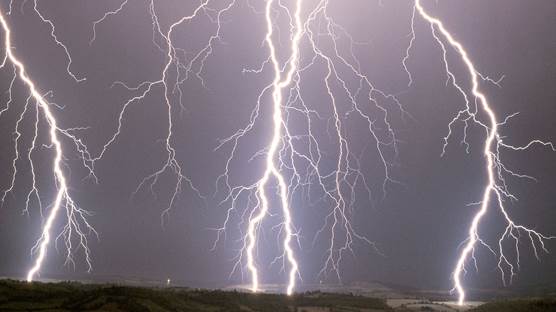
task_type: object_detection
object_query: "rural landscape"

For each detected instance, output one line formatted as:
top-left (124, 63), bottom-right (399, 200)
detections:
top-left (2, 279), bottom-right (556, 311)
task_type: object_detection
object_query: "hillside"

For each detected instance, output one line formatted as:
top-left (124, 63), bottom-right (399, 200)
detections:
top-left (0, 279), bottom-right (388, 311)
top-left (2, 279), bottom-right (556, 311)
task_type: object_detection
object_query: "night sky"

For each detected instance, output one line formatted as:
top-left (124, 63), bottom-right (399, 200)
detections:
top-left (0, 0), bottom-right (555, 293)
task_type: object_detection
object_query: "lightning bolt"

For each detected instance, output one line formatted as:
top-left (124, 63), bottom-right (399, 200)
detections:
top-left (85, 0), bottom-right (211, 219)
top-left (241, 0), bottom-right (303, 295)
top-left (83, 0), bottom-right (406, 293)
top-left (85, 0), bottom-right (304, 293)
top-left (86, 0), bottom-right (400, 293)
top-left (410, 0), bottom-right (555, 305)
top-left (0, 8), bottom-right (96, 282)
top-left (214, 0), bottom-right (403, 293)
top-left (16, 0), bottom-right (552, 302)
top-left (32, 0), bottom-right (86, 83)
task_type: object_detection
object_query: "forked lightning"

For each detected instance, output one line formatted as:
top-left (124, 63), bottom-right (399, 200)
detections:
top-left (0, 7), bottom-right (95, 282)
top-left (409, 0), bottom-right (555, 305)
top-left (2, 1), bottom-right (554, 304)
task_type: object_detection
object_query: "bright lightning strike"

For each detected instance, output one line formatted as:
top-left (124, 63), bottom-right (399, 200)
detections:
top-left (242, 0), bottom-right (303, 295)
top-left (0, 8), bottom-right (95, 282)
top-left (85, 0), bottom-right (402, 294)
top-left (410, 0), bottom-right (556, 306)
top-left (214, 0), bottom-right (403, 293)
top-left (9, 0), bottom-right (552, 302)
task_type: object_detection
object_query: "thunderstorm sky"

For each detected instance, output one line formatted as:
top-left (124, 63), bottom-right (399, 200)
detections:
top-left (0, 0), bottom-right (555, 293)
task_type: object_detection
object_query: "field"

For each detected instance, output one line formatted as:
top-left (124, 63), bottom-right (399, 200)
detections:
top-left (0, 279), bottom-right (388, 312)
top-left (1, 279), bottom-right (555, 311)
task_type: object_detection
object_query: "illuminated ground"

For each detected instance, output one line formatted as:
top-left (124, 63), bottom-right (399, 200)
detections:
top-left (2, 279), bottom-right (556, 311)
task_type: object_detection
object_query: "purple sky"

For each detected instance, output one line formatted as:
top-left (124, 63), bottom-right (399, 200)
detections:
top-left (0, 0), bottom-right (555, 295)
